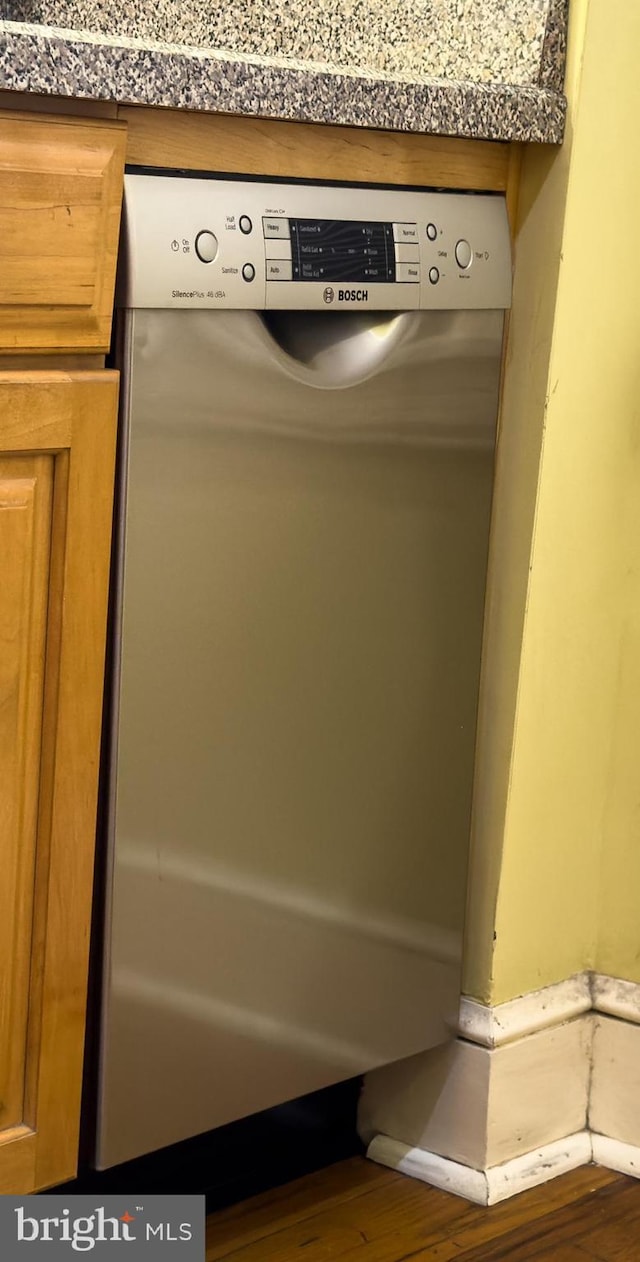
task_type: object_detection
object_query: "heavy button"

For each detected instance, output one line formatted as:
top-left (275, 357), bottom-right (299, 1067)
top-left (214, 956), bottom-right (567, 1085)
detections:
top-left (239, 215), bottom-right (253, 234)
top-left (242, 263), bottom-right (256, 282)
top-left (194, 230), bottom-right (218, 263)
top-left (263, 217), bottom-right (290, 238)
top-left (455, 239), bottom-right (472, 269)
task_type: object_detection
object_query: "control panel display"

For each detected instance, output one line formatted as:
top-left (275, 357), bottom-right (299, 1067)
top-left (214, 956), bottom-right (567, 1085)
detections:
top-left (121, 174), bottom-right (513, 311)
top-left (290, 220), bottom-right (395, 284)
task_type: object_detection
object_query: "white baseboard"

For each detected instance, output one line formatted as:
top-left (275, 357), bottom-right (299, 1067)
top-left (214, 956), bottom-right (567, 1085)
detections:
top-left (591, 973), bottom-right (640, 1024)
top-left (363, 971), bottom-right (640, 1204)
top-left (368, 1131), bottom-right (593, 1206)
top-left (458, 973), bottom-right (591, 1048)
top-left (592, 1133), bottom-right (640, 1178)
top-left (590, 1013), bottom-right (640, 1147)
top-left (360, 1015), bottom-right (591, 1169)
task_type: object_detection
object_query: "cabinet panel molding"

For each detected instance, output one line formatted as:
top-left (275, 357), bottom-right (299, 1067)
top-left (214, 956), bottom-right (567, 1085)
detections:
top-left (0, 372), bottom-right (118, 1191)
top-left (0, 460), bottom-right (53, 1134)
top-left (0, 114), bottom-right (126, 353)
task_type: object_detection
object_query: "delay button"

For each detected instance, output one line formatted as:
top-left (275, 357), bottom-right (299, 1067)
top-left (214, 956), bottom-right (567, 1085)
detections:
top-left (455, 239), bottom-right (472, 269)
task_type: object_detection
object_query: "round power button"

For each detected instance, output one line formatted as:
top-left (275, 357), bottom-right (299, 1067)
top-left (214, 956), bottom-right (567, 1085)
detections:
top-left (242, 263), bottom-right (256, 282)
top-left (195, 230), bottom-right (218, 263)
top-left (455, 239), bottom-right (472, 269)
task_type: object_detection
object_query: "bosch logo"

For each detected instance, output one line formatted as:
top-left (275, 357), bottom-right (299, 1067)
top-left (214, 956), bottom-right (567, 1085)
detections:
top-left (338, 289), bottom-right (369, 302)
top-left (323, 287), bottom-right (335, 304)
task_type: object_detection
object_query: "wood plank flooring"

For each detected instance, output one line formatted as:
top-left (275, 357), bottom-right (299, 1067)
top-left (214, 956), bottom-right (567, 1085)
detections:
top-left (206, 1157), bottom-right (639, 1261)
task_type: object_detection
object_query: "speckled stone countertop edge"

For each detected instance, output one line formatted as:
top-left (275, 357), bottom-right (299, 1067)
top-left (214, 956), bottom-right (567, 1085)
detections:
top-left (0, 28), bottom-right (567, 145)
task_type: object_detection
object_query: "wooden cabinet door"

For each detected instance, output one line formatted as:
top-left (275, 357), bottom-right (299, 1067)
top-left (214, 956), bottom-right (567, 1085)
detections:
top-left (0, 372), bottom-right (117, 1191)
top-left (0, 114), bottom-right (126, 353)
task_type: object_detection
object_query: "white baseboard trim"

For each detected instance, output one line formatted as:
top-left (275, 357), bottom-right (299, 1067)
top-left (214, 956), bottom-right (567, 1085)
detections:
top-left (458, 973), bottom-right (591, 1048)
top-left (368, 1131), bottom-right (593, 1206)
top-left (359, 1015), bottom-right (592, 1169)
top-left (592, 1133), bottom-right (640, 1177)
top-left (362, 971), bottom-right (640, 1204)
top-left (591, 973), bottom-right (640, 1024)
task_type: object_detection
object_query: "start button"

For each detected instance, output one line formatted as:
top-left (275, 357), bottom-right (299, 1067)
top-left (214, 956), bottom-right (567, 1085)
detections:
top-left (455, 239), bottom-right (472, 270)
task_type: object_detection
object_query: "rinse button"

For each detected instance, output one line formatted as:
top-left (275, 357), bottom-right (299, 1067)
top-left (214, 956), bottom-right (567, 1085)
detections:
top-left (396, 263), bottom-right (420, 282)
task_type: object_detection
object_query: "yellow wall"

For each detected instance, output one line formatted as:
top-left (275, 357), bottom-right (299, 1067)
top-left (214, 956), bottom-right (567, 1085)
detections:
top-left (463, 0), bottom-right (640, 1002)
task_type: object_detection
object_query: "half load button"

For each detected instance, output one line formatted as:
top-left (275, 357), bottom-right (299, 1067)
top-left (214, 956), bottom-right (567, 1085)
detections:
top-left (455, 239), bottom-right (472, 269)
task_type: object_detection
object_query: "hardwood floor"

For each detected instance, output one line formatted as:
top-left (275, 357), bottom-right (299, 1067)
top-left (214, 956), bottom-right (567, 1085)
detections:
top-left (206, 1157), bottom-right (638, 1261)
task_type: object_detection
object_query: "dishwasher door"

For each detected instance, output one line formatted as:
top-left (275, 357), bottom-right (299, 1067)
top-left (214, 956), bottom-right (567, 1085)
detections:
top-left (97, 306), bottom-right (503, 1168)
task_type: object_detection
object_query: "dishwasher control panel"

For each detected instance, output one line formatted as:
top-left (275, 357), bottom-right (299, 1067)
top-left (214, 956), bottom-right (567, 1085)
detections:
top-left (121, 173), bottom-right (512, 311)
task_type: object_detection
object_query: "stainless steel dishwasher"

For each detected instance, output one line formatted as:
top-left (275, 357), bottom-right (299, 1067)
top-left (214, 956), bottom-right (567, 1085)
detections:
top-left (96, 173), bottom-right (511, 1168)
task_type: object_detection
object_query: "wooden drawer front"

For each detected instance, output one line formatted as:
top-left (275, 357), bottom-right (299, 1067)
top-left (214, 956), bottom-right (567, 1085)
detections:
top-left (0, 116), bottom-right (126, 352)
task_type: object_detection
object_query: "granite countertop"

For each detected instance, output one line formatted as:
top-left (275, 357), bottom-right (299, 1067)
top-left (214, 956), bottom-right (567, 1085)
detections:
top-left (0, 0), bottom-right (567, 144)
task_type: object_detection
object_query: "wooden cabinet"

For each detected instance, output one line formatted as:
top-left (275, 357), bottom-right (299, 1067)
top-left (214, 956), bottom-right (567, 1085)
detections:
top-left (0, 373), bottom-right (117, 1191)
top-left (0, 113), bottom-right (126, 353)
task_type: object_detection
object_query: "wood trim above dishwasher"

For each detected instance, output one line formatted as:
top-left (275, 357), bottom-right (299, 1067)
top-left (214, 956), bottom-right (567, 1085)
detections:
top-left (119, 106), bottom-right (511, 192)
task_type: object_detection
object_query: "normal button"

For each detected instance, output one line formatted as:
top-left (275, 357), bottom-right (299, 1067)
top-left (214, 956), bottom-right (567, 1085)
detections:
top-left (263, 217), bottom-right (291, 238)
top-left (393, 222), bottom-right (419, 244)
